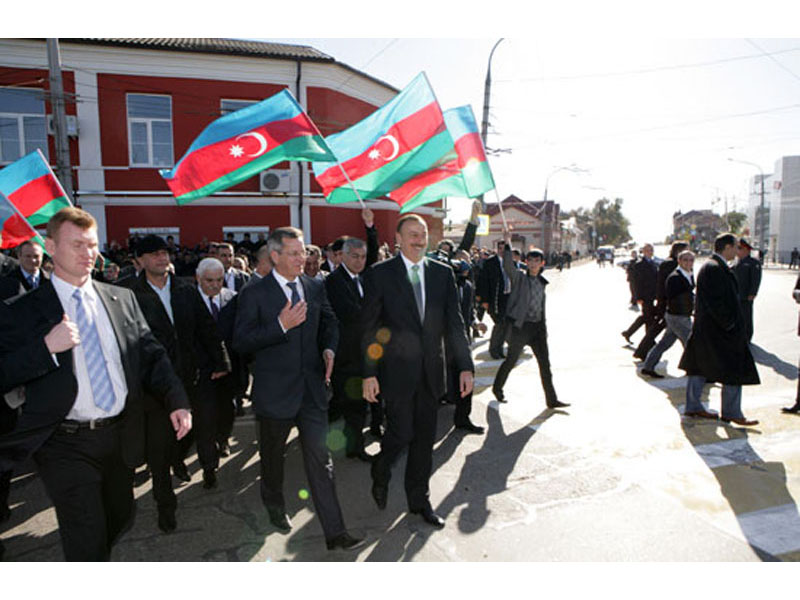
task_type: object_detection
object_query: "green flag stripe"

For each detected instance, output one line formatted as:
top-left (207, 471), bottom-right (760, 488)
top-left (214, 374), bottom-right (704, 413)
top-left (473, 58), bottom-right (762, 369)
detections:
top-left (27, 196), bottom-right (71, 226)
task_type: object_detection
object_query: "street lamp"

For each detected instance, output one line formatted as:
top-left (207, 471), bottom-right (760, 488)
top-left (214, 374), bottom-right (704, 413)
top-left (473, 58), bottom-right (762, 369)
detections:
top-left (728, 158), bottom-right (766, 257)
top-left (479, 38), bottom-right (505, 210)
top-left (543, 164), bottom-right (589, 202)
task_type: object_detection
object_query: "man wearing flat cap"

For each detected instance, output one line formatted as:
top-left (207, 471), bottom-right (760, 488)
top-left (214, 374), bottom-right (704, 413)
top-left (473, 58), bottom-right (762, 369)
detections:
top-left (732, 237), bottom-right (761, 343)
top-left (119, 234), bottom-right (230, 534)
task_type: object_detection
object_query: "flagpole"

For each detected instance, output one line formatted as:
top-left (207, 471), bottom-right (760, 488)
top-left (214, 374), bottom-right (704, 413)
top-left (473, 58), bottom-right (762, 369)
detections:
top-left (37, 148), bottom-right (73, 206)
top-left (334, 162), bottom-right (367, 209)
top-left (493, 187), bottom-right (509, 231)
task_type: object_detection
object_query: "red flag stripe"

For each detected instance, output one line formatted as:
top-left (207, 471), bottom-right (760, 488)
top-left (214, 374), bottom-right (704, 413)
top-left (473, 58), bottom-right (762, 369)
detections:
top-left (166, 112), bottom-right (322, 198)
top-left (454, 132), bottom-right (488, 168)
top-left (390, 158), bottom-right (460, 205)
top-left (8, 174), bottom-right (65, 217)
top-left (0, 213), bottom-right (36, 249)
top-left (315, 102), bottom-right (445, 192)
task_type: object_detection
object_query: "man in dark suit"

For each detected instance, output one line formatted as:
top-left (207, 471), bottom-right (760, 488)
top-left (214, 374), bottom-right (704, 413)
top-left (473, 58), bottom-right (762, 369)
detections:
top-left (0, 252), bottom-right (17, 277)
top-left (476, 239), bottom-right (512, 359)
top-left (362, 214), bottom-right (474, 528)
top-left (233, 226), bottom-right (362, 551)
top-left (679, 233), bottom-right (760, 426)
top-left (325, 208), bottom-right (379, 462)
top-left (119, 236), bottom-right (230, 533)
top-left (732, 237), bottom-right (761, 343)
top-left (0, 207), bottom-right (191, 561)
top-left (0, 240), bottom-right (47, 300)
top-left (218, 242), bottom-right (250, 292)
top-left (622, 243), bottom-right (658, 349)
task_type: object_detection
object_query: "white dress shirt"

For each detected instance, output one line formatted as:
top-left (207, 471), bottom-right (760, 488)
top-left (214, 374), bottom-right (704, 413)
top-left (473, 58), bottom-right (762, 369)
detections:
top-left (197, 285), bottom-right (221, 317)
top-left (147, 274), bottom-right (174, 324)
top-left (401, 253), bottom-right (426, 316)
top-left (272, 270), bottom-right (305, 334)
top-left (50, 273), bottom-right (128, 420)
top-left (224, 268), bottom-right (237, 291)
top-left (678, 266), bottom-right (694, 285)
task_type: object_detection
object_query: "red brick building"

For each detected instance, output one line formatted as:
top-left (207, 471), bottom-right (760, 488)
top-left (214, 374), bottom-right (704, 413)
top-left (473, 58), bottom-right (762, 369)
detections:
top-left (484, 195), bottom-right (561, 254)
top-left (0, 38), bottom-right (443, 250)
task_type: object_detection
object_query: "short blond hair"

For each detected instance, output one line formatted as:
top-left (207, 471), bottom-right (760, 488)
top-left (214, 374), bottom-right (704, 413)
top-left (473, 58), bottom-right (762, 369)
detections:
top-left (46, 207), bottom-right (96, 241)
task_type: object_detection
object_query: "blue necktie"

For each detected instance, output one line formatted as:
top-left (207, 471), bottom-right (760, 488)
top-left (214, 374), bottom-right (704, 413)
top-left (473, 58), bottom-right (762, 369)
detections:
top-left (287, 281), bottom-right (301, 307)
top-left (72, 289), bottom-right (115, 412)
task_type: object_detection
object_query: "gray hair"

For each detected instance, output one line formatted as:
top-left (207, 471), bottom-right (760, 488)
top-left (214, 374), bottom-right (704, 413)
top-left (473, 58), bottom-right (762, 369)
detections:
top-left (342, 237), bottom-right (366, 253)
top-left (267, 227), bottom-right (303, 256)
top-left (677, 249), bottom-right (695, 261)
top-left (196, 257), bottom-right (224, 277)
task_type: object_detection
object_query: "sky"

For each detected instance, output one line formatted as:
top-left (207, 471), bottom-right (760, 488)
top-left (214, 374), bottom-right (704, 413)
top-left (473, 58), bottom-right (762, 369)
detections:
top-left (265, 36), bottom-right (800, 244)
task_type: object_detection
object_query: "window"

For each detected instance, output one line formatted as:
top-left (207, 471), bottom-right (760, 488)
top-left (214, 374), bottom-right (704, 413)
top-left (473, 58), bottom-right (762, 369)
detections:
top-left (127, 94), bottom-right (173, 167)
top-left (0, 87), bottom-right (48, 164)
top-left (221, 99), bottom-right (258, 116)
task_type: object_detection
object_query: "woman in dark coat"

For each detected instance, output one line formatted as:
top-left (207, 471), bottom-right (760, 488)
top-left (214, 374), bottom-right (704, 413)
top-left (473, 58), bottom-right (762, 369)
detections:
top-left (783, 273), bottom-right (800, 414)
top-left (678, 234), bottom-right (760, 425)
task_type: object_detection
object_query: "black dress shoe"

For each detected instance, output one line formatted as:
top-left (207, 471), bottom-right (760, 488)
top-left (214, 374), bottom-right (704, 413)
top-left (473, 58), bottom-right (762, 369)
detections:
top-left (267, 507), bottom-right (292, 532)
top-left (157, 507), bottom-right (177, 533)
top-left (235, 405), bottom-right (246, 417)
top-left (640, 368), bottom-right (664, 379)
top-left (172, 461), bottom-right (191, 483)
top-left (133, 467), bottom-right (151, 487)
top-left (454, 421), bottom-right (485, 434)
top-left (621, 331), bottom-right (633, 345)
top-left (410, 507), bottom-right (445, 529)
top-left (346, 450), bottom-right (377, 463)
top-left (371, 481), bottom-right (388, 510)
top-left (202, 469), bottom-right (217, 489)
top-left (489, 351), bottom-right (506, 360)
top-left (782, 402), bottom-right (800, 414)
top-left (326, 532), bottom-right (366, 551)
top-left (492, 388), bottom-right (507, 403)
top-left (546, 399), bottom-right (571, 409)
top-left (369, 424), bottom-right (384, 439)
top-left (0, 503), bottom-right (10, 524)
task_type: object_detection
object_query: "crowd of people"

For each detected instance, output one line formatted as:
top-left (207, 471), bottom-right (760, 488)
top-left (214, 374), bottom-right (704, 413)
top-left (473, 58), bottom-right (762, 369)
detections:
top-left (1, 198), bottom-right (583, 561)
top-left (621, 233), bottom-right (800, 424)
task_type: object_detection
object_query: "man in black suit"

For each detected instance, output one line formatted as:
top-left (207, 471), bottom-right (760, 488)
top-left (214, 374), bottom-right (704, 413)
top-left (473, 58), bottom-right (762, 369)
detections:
top-left (233, 227), bottom-right (362, 551)
top-left (622, 243), bottom-right (658, 349)
top-left (120, 236), bottom-right (230, 533)
top-left (218, 242), bottom-right (250, 292)
top-left (679, 233), bottom-right (760, 426)
top-left (0, 207), bottom-right (191, 561)
top-left (325, 208), bottom-right (379, 462)
top-left (362, 214), bottom-right (474, 528)
top-left (0, 240), bottom-right (47, 300)
top-left (732, 237), bottom-right (761, 343)
top-left (476, 239), bottom-right (511, 359)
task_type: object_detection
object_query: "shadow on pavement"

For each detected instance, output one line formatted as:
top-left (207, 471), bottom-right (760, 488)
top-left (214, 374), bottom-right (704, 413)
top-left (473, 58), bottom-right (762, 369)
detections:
top-left (750, 344), bottom-right (798, 381)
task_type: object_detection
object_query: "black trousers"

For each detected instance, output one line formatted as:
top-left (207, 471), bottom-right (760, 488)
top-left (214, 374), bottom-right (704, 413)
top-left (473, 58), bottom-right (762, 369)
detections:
top-left (372, 378), bottom-right (438, 512)
top-left (447, 359), bottom-right (472, 426)
top-left (741, 299), bottom-right (754, 342)
top-left (177, 377), bottom-right (235, 472)
top-left (633, 303), bottom-right (665, 359)
top-left (624, 300), bottom-right (657, 342)
top-left (34, 422), bottom-right (134, 561)
top-left (257, 399), bottom-right (346, 541)
top-left (493, 320), bottom-right (558, 405)
top-left (331, 369), bottom-right (368, 455)
top-left (0, 402), bottom-right (18, 517)
top-left (144, 405), bottom-right (177, 511)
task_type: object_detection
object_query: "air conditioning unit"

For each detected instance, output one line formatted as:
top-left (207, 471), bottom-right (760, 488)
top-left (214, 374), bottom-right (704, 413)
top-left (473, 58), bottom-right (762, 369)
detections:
top-left (260, 170), bottom-right (291, 193)
top-left (46, 115), bottom-right (79, 137)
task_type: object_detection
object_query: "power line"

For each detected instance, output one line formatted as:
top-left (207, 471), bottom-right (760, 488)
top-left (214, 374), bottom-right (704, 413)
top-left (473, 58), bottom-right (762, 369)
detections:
top-left (745, 39), bottom-right (800, 85)
top-left (494, 45), bottom-right (800, 83)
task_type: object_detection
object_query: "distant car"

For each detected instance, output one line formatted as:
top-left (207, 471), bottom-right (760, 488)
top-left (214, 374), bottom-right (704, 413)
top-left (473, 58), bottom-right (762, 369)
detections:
top-left (596, 245), bottom-right (615, 262)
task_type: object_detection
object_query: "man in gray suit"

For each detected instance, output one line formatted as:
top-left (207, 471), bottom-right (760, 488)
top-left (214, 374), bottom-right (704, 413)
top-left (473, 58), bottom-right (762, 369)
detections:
top-left (233, 227), bottom-right (363, 551)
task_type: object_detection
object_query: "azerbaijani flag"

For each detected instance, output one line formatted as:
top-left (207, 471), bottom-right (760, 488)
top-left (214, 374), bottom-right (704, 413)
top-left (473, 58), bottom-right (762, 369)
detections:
top-left (311, 73), bottom-right (453, 204)
top-left (160, 89), bottom-right (336, 205)
top-left (0, 149), bottom-right (72, 227)
top-left (0, 191), bottom-right (45, 250)
top-left (388, 106), bottom-right (496, 213)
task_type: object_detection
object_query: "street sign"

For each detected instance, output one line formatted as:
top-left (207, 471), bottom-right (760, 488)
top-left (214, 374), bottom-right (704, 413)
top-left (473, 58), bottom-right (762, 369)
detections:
top-left (477, 214), bottom-right (490, 236)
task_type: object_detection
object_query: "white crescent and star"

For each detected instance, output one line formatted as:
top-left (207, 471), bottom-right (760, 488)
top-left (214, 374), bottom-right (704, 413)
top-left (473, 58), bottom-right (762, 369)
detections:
top-left (230, 132), bottom-right (268, 159)
top-left (368, 134), bottom-right (400, 161)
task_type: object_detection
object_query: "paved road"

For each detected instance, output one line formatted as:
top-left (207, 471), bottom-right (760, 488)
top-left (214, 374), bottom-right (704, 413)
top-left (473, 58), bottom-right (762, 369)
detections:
top-left (1, 259), bottom-right (798, 561)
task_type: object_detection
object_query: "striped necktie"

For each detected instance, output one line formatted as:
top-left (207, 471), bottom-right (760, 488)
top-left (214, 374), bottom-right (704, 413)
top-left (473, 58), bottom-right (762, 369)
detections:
top-left (72, 288), bottom-right (115, 412)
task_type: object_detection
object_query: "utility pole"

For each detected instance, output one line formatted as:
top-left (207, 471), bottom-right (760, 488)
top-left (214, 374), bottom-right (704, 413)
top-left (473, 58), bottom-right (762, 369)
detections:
top-left (479, 38), bottom-right (504, 210)
top-left (46, 38), bottom-right (74, 203)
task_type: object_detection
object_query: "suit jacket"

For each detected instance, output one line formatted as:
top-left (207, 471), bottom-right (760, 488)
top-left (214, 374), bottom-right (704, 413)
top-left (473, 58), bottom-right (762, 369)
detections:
top-left (476, 254), bottom-right (509, 316)
top-left (665, 269), bottom-right (694, 316)
top-left (361, 255), bottom-right (473, 401)
top-left (232, 272), bottom-right (338, 419)
top-left (733, 255), bottom-right (762, 300)
top-left (207, 287), bottom-right (247, 397)
top-left (501, 244), bottom-right (549, 329)
top-left (679, 254), bottom-right (759, 385)
top-left (0, 279), bottom-right (189, 472)
top-left (225, 268), bottom-right (250, 292)
top-left (632, 257), bottom-right (658, 303)
top-left (119, 272), bottom-right (229, 400)
top-left (0, 253), bottom-right (18, 277)
top-left (0, 266), bottom-right (48, 301)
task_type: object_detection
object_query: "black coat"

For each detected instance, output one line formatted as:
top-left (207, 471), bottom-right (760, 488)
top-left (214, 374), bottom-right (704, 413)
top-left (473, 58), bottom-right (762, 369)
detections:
top-left (0, 253), bottom-right (17, 277)
top-left (0, 266), bottom-right (48, 301)
top-left (632, 257), bottom-right (658, 303)
top-left (733, 255), bottom-right (762, 300)
top-left (232, 272), bottom-right (338, 419)
top-left (679, 255), bottom-right (760, 385)
top-left (0, 279), bottom-right (189, 471)
top-left (119, 272), bottom-right (230, 399)
top-left (665, 269), bottom-right (694, 316)
top-left (361, 255), bottom-right (473, 401)
top-left (476, 254), bottom-right (508, 316)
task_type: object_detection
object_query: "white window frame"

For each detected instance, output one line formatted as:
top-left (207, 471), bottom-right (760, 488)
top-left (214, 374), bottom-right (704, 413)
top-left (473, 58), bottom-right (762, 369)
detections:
top-left (220, 98), bottom-right (258, 116)
top-left (0, 86), bottom-right (49, 165)
top-left (126, 93), bottom-right (173, 168)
